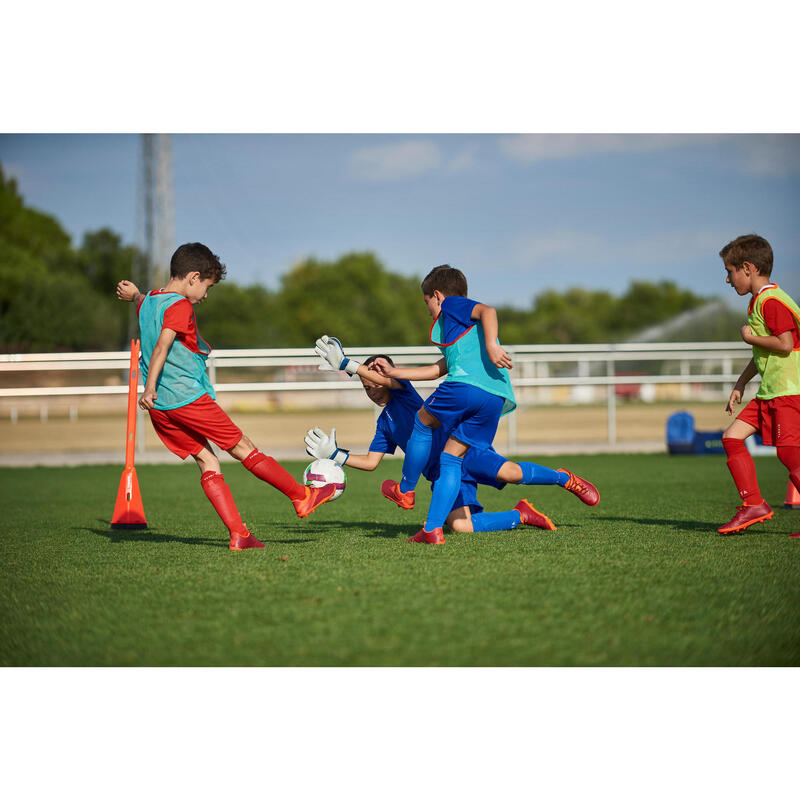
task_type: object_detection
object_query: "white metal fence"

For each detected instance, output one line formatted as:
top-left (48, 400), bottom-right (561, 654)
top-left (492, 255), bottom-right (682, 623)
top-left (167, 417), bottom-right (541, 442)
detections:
top-left (0, 342), bottom-right (753, 452)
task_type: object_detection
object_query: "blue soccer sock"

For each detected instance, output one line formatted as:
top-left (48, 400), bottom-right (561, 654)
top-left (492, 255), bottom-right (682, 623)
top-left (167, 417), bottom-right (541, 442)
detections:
top-left (518, 461), bottom-right (568, 486)
top-left (470, 510), bottom-right (521, 532)
top-left (400, 415), bottom-right (433, 493)
top-left (425, 452), bottom-right (463, 531)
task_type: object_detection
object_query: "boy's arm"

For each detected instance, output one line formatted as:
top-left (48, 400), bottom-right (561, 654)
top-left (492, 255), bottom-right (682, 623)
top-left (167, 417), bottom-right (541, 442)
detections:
top-left (373, 357), bottom-right (447, 382)
top-left (471, 303), bottom-right (513, 369)
top-left (354, 362), bottom-right (405, 390)
top-left (303, 426), bottom-right (386, 470)
top-left (725, 358), bottom-right (759, 415)
top-left (116, 280), bottom-right (145, 306)
top-left (740, 324), bottom-right (794, 355)
top-left (343, 452), bottom-right (386, 471)
top-left (139, 327), bottom-right (176, 410)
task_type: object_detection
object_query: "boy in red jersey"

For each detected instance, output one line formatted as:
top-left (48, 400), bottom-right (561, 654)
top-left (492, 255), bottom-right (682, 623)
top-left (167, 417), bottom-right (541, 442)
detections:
top-left (116, 242), bottom-right (336, 550)
top-left (717, 234), bottom-right (800, 537)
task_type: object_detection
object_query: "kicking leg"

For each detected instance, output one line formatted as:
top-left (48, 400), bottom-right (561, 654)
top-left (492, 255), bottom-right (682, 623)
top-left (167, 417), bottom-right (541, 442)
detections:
top-left (231, 435), bottom-right (336, 518)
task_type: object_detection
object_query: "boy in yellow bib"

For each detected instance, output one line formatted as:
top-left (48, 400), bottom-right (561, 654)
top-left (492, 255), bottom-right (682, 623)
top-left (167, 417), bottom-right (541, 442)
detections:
top-left (718, 234), bottom-right (800, 537)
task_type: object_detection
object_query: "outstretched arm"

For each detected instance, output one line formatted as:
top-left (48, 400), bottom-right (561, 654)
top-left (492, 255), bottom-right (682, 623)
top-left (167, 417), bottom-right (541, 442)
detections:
top-left (116, 280), bottom-right (145, 306)
top-left (139, 327), bottom-right (176, 410)
top-left (303, 426), bottom-right (386, 470)
top-left (372, 357), bottom-right (447, 382)
top-left (471, 303), bottom-right (512, 369)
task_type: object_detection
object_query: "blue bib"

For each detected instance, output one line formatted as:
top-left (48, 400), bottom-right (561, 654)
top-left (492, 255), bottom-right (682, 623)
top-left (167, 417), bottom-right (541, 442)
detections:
top-left (138, 292), bottom-right (215, 410)
top-left (430, 314), bottom-right (516, 416)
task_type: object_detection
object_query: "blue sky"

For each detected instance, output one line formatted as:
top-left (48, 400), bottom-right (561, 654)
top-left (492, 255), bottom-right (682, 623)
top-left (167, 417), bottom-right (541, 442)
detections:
top-left (2, 133), bottom-right (799, 308)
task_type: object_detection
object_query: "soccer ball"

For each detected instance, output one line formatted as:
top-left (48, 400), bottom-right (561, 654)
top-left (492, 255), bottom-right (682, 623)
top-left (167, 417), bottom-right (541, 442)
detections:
top-left (303, 458), bottom-right (346, 500)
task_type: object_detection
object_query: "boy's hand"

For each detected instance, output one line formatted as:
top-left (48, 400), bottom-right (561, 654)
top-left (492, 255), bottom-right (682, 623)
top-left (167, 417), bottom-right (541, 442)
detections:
top-left (138, 387), bottom-right (157, 410)
top-left (486, 341), bottom-right (513, 370)
top-left (116, 280), bottom-right (140, 302)
top-left (370, 357), bottom-right (395, 377)
top-left (304, 426), bottom-right (349, 465)
top-left (315, 335), bottom-right (360, 376)
top-left (740, 324), bottom-right (754, 344)
top-left (725, 387), bottom-right (743, 415)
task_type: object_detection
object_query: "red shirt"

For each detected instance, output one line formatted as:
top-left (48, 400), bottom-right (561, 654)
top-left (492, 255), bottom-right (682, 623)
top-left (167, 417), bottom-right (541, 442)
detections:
top-left (762, 297), bottom-right (800, 348)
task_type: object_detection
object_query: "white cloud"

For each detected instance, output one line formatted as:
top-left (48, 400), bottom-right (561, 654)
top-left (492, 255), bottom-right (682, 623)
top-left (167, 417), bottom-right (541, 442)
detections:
top-left (497, 134), bottom-right (718, 163)
top-left (498, 133), bottom-right (800, 177)
top-left (348, 139), bottom-right (442, 180)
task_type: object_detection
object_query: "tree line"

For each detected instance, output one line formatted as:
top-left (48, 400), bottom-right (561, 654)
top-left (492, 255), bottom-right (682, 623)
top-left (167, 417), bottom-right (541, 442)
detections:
top-left (0, 164), bottom-right (738, 353)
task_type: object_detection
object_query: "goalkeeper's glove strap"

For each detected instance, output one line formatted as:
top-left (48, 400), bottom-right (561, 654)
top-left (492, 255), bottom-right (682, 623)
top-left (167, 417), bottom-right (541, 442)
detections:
top-left (332, 448), bottom-right (349, 466)
top-left (340, 357), bottom-right (360, 377)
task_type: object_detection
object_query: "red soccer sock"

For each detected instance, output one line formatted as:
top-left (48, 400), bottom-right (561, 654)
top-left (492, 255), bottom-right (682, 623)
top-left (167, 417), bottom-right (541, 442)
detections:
top-left (242, 449), bottom-right (305, 501)
top-left (776, 446), bottom-right (800, 492)
top-left (722, 438), bottom-right (763, 505)
top-left (200, 470), bottom-right (246, 535)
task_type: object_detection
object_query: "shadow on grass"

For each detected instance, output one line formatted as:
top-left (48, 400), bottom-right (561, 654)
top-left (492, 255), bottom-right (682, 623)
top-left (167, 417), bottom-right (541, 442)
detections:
top-left (304, 519), bottom-right (411, 540)
top-left (86, 523), bottom-right (226, 548)
top-left (595, 514), bottom-right (791, 535)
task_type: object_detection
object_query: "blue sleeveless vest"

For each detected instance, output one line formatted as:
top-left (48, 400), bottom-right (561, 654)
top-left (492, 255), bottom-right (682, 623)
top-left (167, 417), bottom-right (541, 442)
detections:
top-left (138, 292), bottom-right (215, 410)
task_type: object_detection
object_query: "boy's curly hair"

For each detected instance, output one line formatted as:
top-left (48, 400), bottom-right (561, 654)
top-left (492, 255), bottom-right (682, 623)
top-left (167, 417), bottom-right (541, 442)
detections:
top-left (170, 243), bottom-right (227, 282)
top-left (719, 234), bottom-right (773, 277)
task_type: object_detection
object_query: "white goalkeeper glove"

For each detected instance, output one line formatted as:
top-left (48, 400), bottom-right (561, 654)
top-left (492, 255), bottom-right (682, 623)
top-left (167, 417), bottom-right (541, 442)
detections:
top-left (315, 335), bottom-right (360, 376)
top-left (304, 426), bottom-right (349, 465)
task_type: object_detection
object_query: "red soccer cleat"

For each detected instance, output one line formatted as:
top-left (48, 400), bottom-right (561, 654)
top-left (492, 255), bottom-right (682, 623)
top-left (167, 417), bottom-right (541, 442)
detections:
top-left (381, 479), bottom-right (415, 510)
top-left (514, 499), bottom-right (557, 531)
top-left (407, 526), bottom-right (445, 544)
top-left (789, 532), bottom-right (800, 539)
top-left (293, 483), bottom-right (337, 518)
top-left (229, 528), bottom-right (266, 551)
top-left (557, 469), bottom-right (600, 506)
top-left (717, 501), bottom-right (773, 535)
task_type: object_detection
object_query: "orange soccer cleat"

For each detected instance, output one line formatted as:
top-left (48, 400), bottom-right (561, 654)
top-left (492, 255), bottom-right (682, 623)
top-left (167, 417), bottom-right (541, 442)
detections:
top-left (514, 499), bottom-right (557, 531)
top-left (381, 479), bottom-right (415, 510)
top-left (717, 501), bottom-right (773, 535)
top-left (229, 528), bottom-right (266, 551)
top-left (557, 469), bottom-right (600, 506)
top-left (407, 526), bottom-right (445, 545)
top-left (293, 483), bottom-right (337, 518)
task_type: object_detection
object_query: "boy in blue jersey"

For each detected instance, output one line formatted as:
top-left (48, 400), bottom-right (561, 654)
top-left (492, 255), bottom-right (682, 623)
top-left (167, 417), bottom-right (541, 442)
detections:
top-left (115, 242), bottom-right (336, 551)
top-left (305, 355), bottom-right (600, 533)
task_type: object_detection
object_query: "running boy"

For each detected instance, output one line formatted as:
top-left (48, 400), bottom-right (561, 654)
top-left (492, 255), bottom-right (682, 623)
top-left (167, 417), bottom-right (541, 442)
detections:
top-left (115, 242), bottom-right (336, 550)
top-left (717, 234), bottom-right (800, 538)
top-left (315, 263), bottom-right (597, 544)
top-left (305, 354), bottom-right (599, 534)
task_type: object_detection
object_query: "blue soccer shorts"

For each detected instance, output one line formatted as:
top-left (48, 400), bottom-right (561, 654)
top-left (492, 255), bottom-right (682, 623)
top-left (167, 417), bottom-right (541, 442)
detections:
top-left (423, 381), bottom-right (504, 449)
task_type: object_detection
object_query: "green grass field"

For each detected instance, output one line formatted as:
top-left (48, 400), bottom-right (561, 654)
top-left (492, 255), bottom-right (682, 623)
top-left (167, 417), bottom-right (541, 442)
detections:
top-left (1, 454), bottom-right (798, 666)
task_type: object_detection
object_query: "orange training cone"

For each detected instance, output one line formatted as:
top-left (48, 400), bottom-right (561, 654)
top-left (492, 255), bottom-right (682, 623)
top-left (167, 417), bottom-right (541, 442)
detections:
top-left (111, 339), bottom-right (147, 529)
top-left (784, 480), bottom-right (800, 510)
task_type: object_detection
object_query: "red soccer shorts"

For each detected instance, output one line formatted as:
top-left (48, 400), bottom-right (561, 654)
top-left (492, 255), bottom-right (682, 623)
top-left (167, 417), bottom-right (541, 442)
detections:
top-left (736, 394), bottom-right (800, 446)
top-left (148, 394), bottom-right (243, 459)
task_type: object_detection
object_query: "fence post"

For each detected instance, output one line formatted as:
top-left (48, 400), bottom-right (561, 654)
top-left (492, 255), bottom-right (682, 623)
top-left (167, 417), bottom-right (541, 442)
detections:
top-left (607, 359), bottom-right (616, 445)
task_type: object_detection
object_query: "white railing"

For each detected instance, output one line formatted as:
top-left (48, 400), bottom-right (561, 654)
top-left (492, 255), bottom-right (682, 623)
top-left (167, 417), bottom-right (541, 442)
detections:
top-left (0, 342), bottom-right (753, 450)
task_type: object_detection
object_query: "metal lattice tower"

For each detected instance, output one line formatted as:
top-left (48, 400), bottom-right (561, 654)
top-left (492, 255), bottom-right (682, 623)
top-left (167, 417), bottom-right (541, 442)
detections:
top-left (135, 134), bottom-right (175, 291)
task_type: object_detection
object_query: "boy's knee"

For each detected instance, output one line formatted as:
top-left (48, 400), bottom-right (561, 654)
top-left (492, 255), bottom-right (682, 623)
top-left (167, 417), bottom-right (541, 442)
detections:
top-left (497, 461), bottom-right (522, 483)
top-left (194, 450), bottom-right (220, 473)
top-left (417, 407), bottom-right (440, 428)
